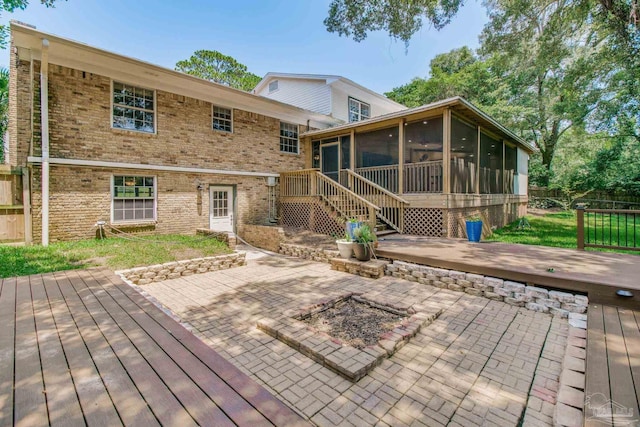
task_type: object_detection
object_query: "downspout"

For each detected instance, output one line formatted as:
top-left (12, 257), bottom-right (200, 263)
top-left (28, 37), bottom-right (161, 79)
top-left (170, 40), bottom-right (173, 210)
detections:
top-left (40, 39), bottom-right (50, 246)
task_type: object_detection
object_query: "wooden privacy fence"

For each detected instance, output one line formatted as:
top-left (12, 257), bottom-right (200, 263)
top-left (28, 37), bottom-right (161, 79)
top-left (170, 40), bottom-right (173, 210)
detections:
top-left (577, 206), bottom-right (640, 251)
top-left (0, 169), bottom-right (26, 242)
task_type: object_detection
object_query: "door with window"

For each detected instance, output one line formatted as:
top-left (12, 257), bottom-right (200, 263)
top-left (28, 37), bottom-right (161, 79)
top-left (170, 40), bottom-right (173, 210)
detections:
top-left (321, 143), bottom-right (340, 182)
top-left (209, 186), bottom-right (234, 232)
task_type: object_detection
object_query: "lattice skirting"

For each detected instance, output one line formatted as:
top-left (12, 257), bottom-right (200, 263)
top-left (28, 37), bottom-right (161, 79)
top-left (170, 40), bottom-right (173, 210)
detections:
top-left (279, 201), bottom-right (344, 237)
top-left (403, 208), bottom-right (444, 237)
top-left (446, 202), bottom-right (526, 238)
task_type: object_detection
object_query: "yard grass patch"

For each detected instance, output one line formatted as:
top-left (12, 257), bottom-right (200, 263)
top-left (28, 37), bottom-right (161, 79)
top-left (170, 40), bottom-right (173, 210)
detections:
top-left (487, 210), bottom-right (639, 254)
top-left (0, 234), bottom-right (231, 278)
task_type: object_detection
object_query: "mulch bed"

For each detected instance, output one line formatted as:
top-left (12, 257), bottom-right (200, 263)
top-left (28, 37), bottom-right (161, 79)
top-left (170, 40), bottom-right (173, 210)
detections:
top-left (301, 299), bottom-right (407, 349)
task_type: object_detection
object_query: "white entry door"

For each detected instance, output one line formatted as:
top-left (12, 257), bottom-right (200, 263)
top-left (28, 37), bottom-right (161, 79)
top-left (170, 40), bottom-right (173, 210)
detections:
top-left (209, 186), bottom-right (233, 232)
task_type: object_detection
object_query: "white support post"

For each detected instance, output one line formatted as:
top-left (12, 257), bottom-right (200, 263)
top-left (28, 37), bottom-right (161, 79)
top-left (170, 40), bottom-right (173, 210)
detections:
top-left (40, 39), bottom-right (50, 246)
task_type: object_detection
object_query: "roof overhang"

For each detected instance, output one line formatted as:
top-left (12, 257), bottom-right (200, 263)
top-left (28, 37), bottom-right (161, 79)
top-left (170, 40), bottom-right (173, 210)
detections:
top-left (11, 22), bottom-right (341, 129)
top-left (302, 97), bottom-right (535, 153)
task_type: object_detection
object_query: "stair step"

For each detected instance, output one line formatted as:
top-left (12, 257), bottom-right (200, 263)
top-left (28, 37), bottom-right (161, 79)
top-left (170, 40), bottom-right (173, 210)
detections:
top-left (375, 229), bottom-right (398, 237)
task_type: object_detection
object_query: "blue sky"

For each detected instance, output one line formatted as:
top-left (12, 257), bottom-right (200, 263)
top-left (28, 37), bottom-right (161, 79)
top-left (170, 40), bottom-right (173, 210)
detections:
top-left (2, 0), bottom-right (488, 94)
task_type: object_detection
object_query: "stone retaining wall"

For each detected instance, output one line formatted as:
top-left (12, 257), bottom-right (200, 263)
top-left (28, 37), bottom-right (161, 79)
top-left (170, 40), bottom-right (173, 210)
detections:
top-left (239, 224), bottom-right (285, 252)
top-left (196, 229), bottom-right (237, 250)
top-left (279, 243), bottom-right (339, 263)
top-left (118, 252), bottom-right (246, 285)
top-left (387, 260), bottom-right (588, 317)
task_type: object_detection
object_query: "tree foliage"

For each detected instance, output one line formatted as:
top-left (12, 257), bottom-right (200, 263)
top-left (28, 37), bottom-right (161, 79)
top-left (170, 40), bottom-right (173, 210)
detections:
top-left (0, 0), bottom-right (64, 48)
top-left (175, 50), bottom-right (261, 92)
top-left (383, 0), bottom-right (640, 191)
top-left (324, 0), bottom-right (464, 45)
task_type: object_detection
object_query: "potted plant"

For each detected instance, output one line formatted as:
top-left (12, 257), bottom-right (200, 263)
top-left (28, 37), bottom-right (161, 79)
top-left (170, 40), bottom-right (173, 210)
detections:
top-left (352, 224), bottom-right (376, 261)
top-left (336, 232), bottom-right (354, 258)
top-left (345, 218), bottom-right (362, 241)
top-left (465, 215), bottom-right (483, 242)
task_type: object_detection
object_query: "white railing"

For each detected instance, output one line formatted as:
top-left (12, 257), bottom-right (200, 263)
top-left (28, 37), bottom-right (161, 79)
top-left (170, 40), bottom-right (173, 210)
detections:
top-left (340, 169), bottom-right (408, 233)
top-left (354, 165), bottom-right (399, 193)
top-left (280, 169), bottom-right (378, 228)
top-left (404, 161), bottom-right (443, 193)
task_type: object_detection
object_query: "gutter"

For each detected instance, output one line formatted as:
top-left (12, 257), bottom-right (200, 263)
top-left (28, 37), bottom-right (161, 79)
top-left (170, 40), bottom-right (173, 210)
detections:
top-left (40, 38), bottom-right (49, 246)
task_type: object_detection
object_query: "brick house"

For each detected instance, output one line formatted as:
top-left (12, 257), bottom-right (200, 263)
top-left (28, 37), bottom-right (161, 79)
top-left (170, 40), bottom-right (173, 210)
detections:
top-left (5, 22), bottom-right (533, 244)
top-left (7, 23), bottom-right (350, 243)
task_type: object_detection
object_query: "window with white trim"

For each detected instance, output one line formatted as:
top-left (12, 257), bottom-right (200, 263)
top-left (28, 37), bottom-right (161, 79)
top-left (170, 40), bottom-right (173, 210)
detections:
top-left (112, 82), bottom-right (155, 133)
top-left (112, 176), bottom-right (156, 222)
top-left (279, 122), bottom-right (299, 154)
top-left (212, 106), bottom-right (232, 132)
top-left (268, 80), bottom-right (279, 93)
top-left (348, 97), bottom-right (370, 122)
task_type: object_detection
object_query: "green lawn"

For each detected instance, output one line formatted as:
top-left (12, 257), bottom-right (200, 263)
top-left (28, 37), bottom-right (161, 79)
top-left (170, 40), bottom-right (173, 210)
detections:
top-left (486, 211), bottom-right (579, 248)
top-left (487, 210), bottom-right (639, 254)
top-left (0, 234), bottom-right (231, 278)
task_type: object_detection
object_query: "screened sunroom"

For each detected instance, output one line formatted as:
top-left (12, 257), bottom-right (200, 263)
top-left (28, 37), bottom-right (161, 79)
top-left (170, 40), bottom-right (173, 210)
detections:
top-left (282, 97), bottom-right (533, 238)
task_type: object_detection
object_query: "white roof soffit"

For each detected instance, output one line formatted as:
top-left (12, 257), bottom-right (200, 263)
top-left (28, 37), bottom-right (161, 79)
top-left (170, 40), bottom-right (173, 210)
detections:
top-left (255, 72), bottom-right (406, 109)
top-left (11, 23), bottom-right (340, 129)
top-left (302, 97), bottom-right (534, 153)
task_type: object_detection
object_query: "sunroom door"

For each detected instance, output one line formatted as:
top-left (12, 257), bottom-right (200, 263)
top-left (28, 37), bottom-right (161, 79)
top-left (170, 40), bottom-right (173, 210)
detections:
top-left (209, 186), bottom-right (233, 232)
top-left (321, 143), bottom-right (340, 182)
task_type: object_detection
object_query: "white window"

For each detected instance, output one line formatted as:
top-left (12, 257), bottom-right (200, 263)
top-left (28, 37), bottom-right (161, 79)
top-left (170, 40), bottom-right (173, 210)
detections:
top-left (348, 97), bottom-right (371, 122)
top-left (280, 122), bottom-right (299, 154)
top-left (268, 80), bottom-right (279, 93)
top-left (112, 82), bottom-right (155, 133)
top-left (212, 106), bottom-right (232, 132)
top-left (112, 176), bottom-right (156, 222)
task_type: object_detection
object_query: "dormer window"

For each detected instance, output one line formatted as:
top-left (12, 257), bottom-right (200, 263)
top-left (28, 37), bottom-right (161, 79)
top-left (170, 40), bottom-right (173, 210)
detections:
top-left (348, 97), bottom-right (370, 122)
top-left (268, 80), bottom-right (279, 93)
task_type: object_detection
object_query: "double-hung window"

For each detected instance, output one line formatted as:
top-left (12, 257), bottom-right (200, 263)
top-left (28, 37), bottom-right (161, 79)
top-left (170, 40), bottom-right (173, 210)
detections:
top-left (280, 122), bottom-right (299, 154)
top-left (212, 106), bottom-right (233, 132)
top-left (112, 82), bottom-right (155, 133)
top-left (348, 97), bottom-right (370, 122)
top-left (112, 176), bottom-right (156, 222)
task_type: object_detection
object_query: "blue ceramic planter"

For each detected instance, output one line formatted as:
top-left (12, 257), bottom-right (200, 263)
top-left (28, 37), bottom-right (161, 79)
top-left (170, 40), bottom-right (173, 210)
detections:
top-left (466, 220), bottom-right (482, 242)
top-left (346, 221), bottom-right (362, 241)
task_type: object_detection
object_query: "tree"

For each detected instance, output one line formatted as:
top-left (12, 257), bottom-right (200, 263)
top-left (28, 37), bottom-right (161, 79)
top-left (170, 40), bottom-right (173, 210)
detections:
top-left (0, 1), bottom-right (64, 48)
top-left (175, 50), bottom-right (261, 92)
top-left (324, 0), bottom-right (464, 45)
top-left (478, 0), bottom-right (605, 185)
top-left (385, 47), bottom-right (499, 108)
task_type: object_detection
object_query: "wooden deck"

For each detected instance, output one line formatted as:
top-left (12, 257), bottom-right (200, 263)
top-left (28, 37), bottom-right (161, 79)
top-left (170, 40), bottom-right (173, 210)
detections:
top-left (376, 236), bottom-right (640, 308)
top-left (585, 304), bottom-right (640, 426)
top-left (0, 268), bottom-right (308, 427)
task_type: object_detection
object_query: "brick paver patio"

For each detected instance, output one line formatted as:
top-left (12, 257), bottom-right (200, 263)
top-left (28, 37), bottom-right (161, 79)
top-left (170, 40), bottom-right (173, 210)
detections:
top-left (140, 251), bottom-right (569, 426)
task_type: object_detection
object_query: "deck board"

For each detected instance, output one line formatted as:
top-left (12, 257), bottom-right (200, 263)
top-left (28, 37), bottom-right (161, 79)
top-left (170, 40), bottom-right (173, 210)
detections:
top-left (31, 274), bottom-right (85, 427)
top-left (56, 271), bottom-right (160, 426)
top-left (0, 268), bottom-right (306, 427)
top-left (13, 275), bottom-right (49, 427)
top-left (43, 272), bottom-right (122, 426)
top-left (0, 277), bottom-right (16, 426)
top-left (586, 304), bottom-right (640, 426)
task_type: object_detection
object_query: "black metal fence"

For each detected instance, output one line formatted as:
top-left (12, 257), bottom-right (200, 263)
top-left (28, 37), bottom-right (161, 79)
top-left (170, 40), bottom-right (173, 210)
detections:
top-left (577, 206), bottom-right (640, 251)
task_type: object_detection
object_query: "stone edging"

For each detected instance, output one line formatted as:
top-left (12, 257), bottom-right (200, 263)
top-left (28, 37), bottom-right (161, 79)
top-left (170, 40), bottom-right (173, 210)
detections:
top-left (117, 251), bottom-right (246, 285)
top-left (388, 261), bottom-right (588, 318)
top-left (279, 243), bottom-right (339, 263)
top-left (257, 292), bottom-right (442, 382)
top-left (278, 243), bottom-right (589, 318)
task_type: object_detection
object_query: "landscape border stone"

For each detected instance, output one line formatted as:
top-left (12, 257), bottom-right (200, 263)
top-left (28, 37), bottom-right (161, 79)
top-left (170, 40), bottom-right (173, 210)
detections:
top-left (117, 251), bottom-right (246, 285)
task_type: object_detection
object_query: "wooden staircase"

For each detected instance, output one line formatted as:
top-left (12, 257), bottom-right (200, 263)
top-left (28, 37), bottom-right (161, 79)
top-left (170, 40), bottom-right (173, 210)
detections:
top-left (280, 169), bottom-right (407, 235)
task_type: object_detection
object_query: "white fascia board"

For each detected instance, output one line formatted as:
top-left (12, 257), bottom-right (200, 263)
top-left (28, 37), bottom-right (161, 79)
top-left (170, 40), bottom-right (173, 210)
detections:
top-left (27, 157), bottom-right (280, 178)
top-left (329, 78), bottom-right (406, 109)
top-left (12, 24), bottom-right (340, 129)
